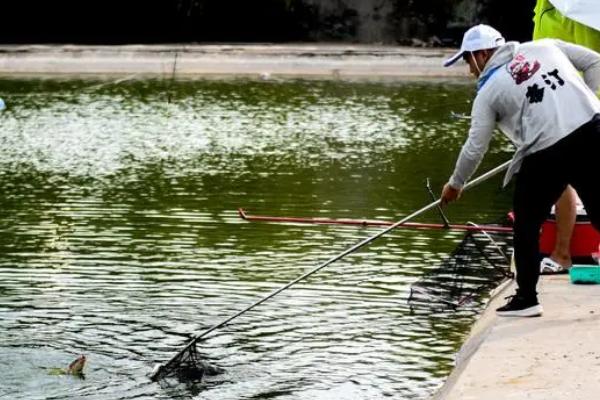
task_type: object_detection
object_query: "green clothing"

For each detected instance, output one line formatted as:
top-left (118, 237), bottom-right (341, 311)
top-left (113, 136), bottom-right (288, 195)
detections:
top-left (533, 0), bottom-right (600, 50)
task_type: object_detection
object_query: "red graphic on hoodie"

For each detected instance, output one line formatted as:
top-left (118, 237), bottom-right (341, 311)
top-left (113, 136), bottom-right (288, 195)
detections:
top-left (509, 54), bottom-right (541, 84)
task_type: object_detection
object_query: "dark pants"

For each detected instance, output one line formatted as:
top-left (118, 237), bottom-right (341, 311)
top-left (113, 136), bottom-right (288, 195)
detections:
top-left (513, 115), bottom-right (600, 299)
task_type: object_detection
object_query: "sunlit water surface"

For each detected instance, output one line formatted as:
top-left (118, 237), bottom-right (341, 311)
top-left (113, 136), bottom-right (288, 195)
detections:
top-left (0, 78), bottom-right (513, 399)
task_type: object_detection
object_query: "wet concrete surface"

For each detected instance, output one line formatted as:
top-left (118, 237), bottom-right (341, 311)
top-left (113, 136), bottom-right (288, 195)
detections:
top-left (434, 275), bottom-right (600, 400)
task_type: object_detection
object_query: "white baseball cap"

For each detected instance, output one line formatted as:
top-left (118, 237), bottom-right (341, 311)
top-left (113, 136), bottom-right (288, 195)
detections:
top-left (443, 24), bottom-right (505, 67)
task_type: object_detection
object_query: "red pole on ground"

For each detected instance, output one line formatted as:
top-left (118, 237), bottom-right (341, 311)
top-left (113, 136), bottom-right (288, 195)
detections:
top-left (237, 209), bottom-right (513, 233)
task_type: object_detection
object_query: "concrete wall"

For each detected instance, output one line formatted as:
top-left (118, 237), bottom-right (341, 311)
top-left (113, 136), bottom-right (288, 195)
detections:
top-left (302, 0), bottom-right (535, 44)
top-left (304, 0), bottom-right (396, 43)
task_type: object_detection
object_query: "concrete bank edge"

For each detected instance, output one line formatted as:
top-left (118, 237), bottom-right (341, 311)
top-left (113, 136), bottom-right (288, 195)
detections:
top-left (430, 278), bottom-right (516, 400)
top-left (0, 44), bottom-right (469, 79)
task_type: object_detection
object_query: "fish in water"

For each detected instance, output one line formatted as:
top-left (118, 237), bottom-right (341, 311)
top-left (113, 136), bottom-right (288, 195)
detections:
top-left (48, 355), bottom-right (86, 376)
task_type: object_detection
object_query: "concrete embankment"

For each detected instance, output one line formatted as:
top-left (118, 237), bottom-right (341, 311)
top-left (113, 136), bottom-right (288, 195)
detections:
top-left (433, 275), bottom-right (600, 400)
top-left (0, 44), bottom-right (468, 79)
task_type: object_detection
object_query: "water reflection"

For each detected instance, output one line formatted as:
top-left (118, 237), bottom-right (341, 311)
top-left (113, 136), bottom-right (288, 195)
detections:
top-left (0, 78), bottom-right (512, 399)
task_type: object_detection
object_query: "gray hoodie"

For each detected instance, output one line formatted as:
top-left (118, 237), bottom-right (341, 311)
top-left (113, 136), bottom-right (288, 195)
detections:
top-left (449, 39), bottom-right (600, 188)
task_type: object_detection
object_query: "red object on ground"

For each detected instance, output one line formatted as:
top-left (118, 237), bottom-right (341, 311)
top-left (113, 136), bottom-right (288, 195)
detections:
top-left (508, 211), bottom-right (600, 258)
top-left (539, 219), bottom-right (600, 258)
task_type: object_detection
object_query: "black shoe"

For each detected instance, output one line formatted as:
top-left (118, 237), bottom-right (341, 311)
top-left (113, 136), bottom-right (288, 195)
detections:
top-left (496, 293), bottom-right (543, 317)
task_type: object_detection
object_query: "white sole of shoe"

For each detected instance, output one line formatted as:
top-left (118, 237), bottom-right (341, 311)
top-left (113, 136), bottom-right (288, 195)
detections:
top-left (496, 304), bottom-right (543, 317)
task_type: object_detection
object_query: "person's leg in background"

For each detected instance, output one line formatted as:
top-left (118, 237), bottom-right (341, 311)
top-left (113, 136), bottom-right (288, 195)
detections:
top-left (541, 185), bottom-right (577, 272)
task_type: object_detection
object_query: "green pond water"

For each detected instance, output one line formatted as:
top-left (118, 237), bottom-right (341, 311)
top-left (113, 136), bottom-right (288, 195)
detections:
top-left (0, 78), bottom-right (513, 399)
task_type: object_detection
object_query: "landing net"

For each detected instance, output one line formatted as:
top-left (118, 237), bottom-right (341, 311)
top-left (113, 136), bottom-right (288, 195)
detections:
top-left (151, 341), bottom-right (208, 381)
top-left (407, 223), bottom-right (513, 311)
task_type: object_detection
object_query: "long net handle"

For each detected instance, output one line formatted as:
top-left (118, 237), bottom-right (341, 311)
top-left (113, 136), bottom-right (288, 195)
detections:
top-left (150, 160), bottom-right (511, 381)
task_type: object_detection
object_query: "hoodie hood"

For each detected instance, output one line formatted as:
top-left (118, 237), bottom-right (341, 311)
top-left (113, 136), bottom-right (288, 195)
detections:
top-left (477, 41), bottom-right (519, 89)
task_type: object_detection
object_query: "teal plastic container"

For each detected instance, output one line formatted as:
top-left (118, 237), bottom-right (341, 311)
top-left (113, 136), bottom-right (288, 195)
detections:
top-left (569, 265), bottom-right (600, 284)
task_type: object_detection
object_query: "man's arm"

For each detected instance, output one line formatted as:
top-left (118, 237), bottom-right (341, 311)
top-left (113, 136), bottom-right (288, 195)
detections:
top-left (442, 94), bottom-right (496, 205)
top-left (554, 39), bottom-right (600, 92)
top-left (448, 96), bottom-right (496, 189)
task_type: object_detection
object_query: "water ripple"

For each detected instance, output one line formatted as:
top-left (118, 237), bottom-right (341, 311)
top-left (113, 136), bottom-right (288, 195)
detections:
top-left (0, 78), bottom-right (512, 400)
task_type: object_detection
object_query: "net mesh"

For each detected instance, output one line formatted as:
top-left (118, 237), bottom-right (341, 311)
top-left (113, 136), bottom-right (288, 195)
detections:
top-left (152, 342), bottom-right (210, 382)
top-left (407, 224), bottom-right (513, 311)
